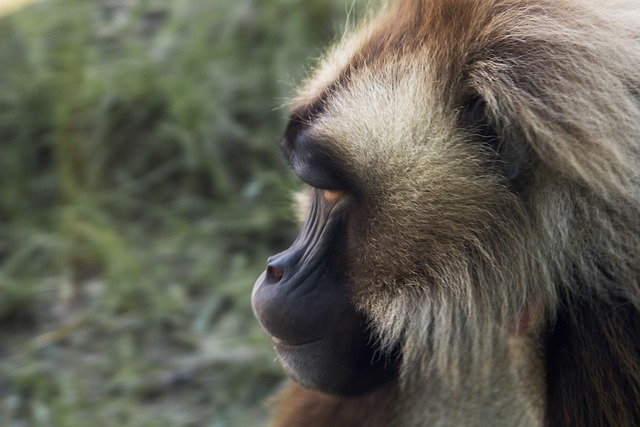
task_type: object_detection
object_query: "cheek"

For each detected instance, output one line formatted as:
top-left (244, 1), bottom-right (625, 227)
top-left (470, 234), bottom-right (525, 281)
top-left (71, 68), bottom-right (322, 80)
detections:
top-left (344, 176), bottom-right (517, 295)
top-left (344, 207), bottom-right (417, 294)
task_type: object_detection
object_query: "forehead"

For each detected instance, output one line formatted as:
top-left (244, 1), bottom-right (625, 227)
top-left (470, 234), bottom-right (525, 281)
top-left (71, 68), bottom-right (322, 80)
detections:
top-left (288, 0), bottom-right (485, 179)
top-left (291, 0), bottom-right (490, 113)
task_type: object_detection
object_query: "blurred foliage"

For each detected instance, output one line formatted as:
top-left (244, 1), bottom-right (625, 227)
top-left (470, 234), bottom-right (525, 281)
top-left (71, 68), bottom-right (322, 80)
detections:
top-left (0, 0), bottom-right (358, 425)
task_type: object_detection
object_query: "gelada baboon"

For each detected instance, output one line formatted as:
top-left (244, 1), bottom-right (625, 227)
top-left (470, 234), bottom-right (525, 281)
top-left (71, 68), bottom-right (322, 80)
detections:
top-left (252, 0), bottom-right (640, 425)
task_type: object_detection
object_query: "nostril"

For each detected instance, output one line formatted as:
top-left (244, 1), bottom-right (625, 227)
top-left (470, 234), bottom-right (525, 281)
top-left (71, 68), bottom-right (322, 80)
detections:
top-left (267, 265), bottom-right (284, 282)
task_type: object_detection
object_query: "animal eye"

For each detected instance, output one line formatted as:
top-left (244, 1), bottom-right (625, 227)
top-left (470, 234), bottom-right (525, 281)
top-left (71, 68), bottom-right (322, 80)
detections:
top-left (323, 189), bottom-right (343, 203)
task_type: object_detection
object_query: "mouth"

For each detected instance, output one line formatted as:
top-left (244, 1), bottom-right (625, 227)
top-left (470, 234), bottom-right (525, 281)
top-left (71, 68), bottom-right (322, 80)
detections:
top-left (272, 334), bottom-right (398, 396)
top-left (272, 336), bottom-right (323, 350)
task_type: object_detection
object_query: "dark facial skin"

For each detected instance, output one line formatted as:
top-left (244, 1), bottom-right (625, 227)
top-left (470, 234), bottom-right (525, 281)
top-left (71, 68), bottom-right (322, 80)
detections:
top-left (251, 120), bottom-right (398, 396)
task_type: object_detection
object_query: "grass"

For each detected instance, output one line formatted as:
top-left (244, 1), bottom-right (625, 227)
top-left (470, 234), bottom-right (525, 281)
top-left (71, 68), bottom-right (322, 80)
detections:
top-left (0, 0), bottom-right (359, 425)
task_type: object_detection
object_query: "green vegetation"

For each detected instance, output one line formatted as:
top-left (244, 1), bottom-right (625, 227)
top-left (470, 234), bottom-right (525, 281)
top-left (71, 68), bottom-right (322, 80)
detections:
top-left (0, 0), bottom-right (356, 425)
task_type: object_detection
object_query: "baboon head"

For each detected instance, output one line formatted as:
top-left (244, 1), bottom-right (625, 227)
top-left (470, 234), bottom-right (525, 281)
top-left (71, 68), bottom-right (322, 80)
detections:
top-left (253, 0), bottom-right (640, 425)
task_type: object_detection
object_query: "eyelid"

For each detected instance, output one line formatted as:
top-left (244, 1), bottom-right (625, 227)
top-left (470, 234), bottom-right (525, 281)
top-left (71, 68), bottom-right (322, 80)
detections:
top-left (284, 125), bottom-right (354, 191)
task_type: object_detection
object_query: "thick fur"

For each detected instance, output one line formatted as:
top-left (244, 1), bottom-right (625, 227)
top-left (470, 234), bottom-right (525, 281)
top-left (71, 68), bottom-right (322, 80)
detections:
top-left (269, 382), bottom-right (398, 427)
top-left (269, 0), bottom-right (640, 426)
top-left (271, 342), bottom-right (533, 426)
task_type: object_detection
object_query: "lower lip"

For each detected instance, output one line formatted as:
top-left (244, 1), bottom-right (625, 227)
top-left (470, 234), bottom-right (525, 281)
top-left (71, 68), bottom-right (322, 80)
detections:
top-left (272, 337), bottom-right (321, 349)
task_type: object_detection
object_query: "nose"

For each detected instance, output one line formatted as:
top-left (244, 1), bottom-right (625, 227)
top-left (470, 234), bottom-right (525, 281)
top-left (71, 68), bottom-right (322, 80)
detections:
top-left (264, 249), bottom-right (300, 285)
top-left (266, 264), bottom-right (284, 282)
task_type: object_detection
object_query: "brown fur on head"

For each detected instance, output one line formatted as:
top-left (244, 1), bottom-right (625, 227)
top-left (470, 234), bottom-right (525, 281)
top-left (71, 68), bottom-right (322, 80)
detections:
top-left (268, 0), bottom-right (640, 425)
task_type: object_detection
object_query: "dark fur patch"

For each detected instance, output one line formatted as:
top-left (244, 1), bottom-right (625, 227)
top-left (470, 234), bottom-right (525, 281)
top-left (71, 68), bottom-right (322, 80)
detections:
top-left (545, 290), bottom-right (640, 427)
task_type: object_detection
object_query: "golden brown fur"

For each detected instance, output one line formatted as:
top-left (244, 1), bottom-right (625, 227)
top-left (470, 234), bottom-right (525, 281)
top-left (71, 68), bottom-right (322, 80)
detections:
top-left (269, 382), bottom-right (397, 427)
top-left (268, 0), bottom-right (640, 425)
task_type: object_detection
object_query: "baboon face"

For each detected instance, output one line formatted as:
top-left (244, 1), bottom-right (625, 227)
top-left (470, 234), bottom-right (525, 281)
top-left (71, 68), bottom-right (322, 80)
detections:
top-left (253, 0), bottom-right (640, 403)
top-left (252, 6), bottom-right (531, 395)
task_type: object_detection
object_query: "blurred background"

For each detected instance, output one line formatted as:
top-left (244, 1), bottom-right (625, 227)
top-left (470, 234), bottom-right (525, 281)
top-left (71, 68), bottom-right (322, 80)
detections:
top-left (0, 0), bottom-right (361, 425)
